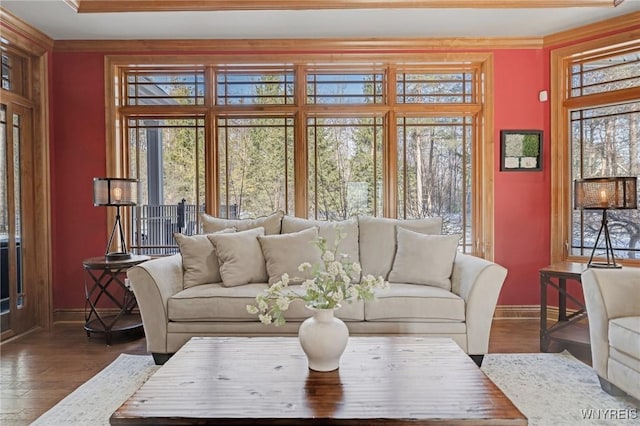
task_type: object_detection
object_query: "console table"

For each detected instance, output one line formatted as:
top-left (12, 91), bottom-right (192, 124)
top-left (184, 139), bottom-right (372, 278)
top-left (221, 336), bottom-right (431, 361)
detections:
top-left (539, 261), bottom-right (589, 352)
top-left (83, 255), bottom-right (149, 345)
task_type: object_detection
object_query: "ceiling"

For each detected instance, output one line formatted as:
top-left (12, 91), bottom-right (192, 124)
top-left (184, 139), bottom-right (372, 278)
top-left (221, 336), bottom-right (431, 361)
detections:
top-left (1, 0), bottom-right (639, 40)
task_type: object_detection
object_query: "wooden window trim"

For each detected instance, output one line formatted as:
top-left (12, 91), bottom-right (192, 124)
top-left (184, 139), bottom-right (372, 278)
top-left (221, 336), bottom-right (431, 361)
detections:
top-left (550, 29), bottom-right (640, 266)
top-left (105, 51), bottom-right (495, 260)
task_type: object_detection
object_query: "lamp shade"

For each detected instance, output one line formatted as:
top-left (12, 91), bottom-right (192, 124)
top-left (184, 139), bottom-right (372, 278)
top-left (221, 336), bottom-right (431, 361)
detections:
top-left (574, 176), bottom-right (637, 210)
top-left (93, 177), bottom-right (137, 206)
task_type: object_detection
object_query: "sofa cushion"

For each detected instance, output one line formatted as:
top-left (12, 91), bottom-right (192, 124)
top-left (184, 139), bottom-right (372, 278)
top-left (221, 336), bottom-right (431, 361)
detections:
top-left (358, 216), bottom-right (442, 279)
top-left (281, 216), bottom-right (360, 280)
top-left (200, 210), bottom-right (283, 235)
top-left (364, 283), bottom-right (465, 322)
top-left (609, 316), bottom-right (640, 360)
top-left (258, 227), bottom-right (323, 285)
top-left (168, 283), bottom-right (269, 321)
top-left (174, 228), bottom-right (235, 289)
top-left (388, 228), bottom-right (460, 290)
top-left (207, 227), bottom-right (268, 287)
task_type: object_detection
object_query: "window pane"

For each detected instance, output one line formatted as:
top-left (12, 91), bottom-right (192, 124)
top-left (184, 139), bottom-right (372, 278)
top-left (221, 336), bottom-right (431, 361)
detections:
top-left (217, 70), bottom-right (294, 105)
top-left (571, 101), bottom-right (640, 260)
top-left (129, 117), bottom-right (205, 255)
top-left (571, 50), bottom-right (640, 97)
top-left (397, 72), bottom-right (474, 104)
top-left (307, 72), bottom-right (384, 104)
top-left (218, 117), bottom-right (294, 218)
top-left (126, 69), bottom-right (205, 105)
top-left (397, 116), bottom-right (473, 252)
top-left (308, 117), bottom-right (383, 220)
top-left (1, 51), bottom-right (26, 95)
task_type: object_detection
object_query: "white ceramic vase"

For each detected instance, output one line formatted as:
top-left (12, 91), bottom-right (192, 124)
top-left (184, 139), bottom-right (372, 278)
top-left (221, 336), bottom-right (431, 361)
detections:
top-left (298, 306), bottom-right (349, 372)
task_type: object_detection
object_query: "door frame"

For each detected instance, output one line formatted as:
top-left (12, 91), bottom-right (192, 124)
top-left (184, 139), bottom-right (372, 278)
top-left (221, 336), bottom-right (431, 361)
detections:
top-left (0, 10), bottom-right (54, 338)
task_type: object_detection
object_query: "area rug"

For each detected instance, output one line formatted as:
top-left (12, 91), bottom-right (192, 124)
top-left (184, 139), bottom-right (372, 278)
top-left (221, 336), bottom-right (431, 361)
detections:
top-left (481, 351), bottom-right (638, 425)
top-left (32, 351), bottom-right (638, 426)
top-left (30, 354), bottom-right (159, 426)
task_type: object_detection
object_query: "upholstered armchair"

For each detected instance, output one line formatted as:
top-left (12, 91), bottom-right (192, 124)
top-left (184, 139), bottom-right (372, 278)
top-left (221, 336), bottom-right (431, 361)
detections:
top-left (582, 268), bottom-right (640, 400)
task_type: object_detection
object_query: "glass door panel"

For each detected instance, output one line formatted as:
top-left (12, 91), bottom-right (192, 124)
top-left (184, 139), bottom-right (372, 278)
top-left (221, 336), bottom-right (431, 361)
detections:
top-left (0, 102), bottom-right (32, 337)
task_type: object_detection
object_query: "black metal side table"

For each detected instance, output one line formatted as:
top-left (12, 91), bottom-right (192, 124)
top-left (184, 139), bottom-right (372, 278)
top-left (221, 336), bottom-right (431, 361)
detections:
top-left (83, 254), bottom-right (150, 345)
top-left (539, 261), bottom-right (590, 352)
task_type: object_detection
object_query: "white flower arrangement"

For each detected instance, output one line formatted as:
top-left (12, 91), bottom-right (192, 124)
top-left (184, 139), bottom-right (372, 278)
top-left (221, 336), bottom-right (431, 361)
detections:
top-left (247, 227), bottom-right (388, 326)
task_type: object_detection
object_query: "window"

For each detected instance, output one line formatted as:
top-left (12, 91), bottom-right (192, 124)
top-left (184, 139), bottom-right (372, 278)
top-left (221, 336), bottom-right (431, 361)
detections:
top-left (551, 35), bottom-right (640, 264)
top-left (108, 53), bottom-right (494, 258)
top-left (308, 116), bottom-right (383, 220)
top-left (128, 116), bottom-right (205, 255)
top-left (397, 116), bottom-right (473, 252)
top-left (1, 50), bottom-right (26, 95)
top-left (218, 116), bottom-right (295, 218)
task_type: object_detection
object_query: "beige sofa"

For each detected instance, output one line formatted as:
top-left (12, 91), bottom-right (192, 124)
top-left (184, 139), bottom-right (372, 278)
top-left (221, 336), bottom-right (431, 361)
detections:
top-left (582, 268), bottom-right (640, 400)
top-left (128, 212), bottom-right (508, 365)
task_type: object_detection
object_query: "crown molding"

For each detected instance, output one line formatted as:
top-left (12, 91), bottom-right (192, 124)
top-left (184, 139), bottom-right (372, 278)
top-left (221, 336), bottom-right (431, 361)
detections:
top-left (0, 9), bottom-right (54, 53)
top-left (70, 0), bottom-right (617, 13)
top-left (54, 37), bottom-right (543, 53)
top-left (544, 11), bottom-right (640, 47)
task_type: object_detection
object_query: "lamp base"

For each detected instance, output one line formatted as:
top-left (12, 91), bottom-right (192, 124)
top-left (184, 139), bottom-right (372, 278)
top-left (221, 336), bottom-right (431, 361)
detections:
top-left (587, 262), bottom-right (622, 269)
top-left (105, 252), bottom-right (132, 261)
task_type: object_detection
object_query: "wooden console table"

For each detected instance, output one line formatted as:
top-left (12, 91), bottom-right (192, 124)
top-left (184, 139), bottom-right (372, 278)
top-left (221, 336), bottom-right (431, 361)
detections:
top-left (539, 262), bottom-right (590, 352)
top-left (83, 255), bottom-right (150, 345)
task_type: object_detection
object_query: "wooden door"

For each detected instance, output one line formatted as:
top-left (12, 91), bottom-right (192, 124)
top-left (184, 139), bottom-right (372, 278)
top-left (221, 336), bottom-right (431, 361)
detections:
top-left (0, 101), bottom-right (37, 338)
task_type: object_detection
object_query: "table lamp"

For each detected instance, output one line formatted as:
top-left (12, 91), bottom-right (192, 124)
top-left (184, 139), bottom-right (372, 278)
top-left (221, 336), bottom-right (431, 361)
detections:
top-left (93, 177), bottom-right (138, 261)
top-left (574, 176), bottom-right (637, 268)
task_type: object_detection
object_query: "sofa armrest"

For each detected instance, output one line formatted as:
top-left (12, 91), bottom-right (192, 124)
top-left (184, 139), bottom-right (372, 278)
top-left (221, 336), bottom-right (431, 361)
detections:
top-left (128, 253), bottom-right (184, 354)
top-left (451, 253), bottom-right (508, 355)
top-left (582, 268), bottom-right (640, 379)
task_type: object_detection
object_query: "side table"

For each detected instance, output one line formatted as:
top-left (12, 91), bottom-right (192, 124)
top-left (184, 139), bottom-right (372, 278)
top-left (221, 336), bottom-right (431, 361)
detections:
top-left (539, 261), bottom-right (590, 352)
top-left (83, 254), bottom-right (150, 345)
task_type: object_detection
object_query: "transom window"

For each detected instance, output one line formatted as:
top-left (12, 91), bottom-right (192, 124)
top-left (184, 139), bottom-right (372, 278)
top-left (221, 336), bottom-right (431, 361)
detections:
top-left (109, 55), bottom-right (493, 258)
top-left (396, 70), bottom-right (475, 104)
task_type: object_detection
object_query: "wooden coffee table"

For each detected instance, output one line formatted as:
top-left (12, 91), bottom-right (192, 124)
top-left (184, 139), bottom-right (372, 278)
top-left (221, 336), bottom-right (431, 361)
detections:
top-left (111, 336), bottom-right (526, 425)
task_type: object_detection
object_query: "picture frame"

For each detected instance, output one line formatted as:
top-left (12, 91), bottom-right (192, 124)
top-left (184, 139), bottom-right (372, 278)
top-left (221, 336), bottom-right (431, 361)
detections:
top-left (500, 130), bottom-right (543, 171)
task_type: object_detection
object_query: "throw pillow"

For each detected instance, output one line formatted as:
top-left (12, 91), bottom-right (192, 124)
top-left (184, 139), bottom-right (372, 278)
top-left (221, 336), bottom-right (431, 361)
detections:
top-left (207, 227), bottom-right (269, 287)
top-left (281, 216), bottom-right (360, 281)
top-left (388, 227), bottom-right (461, 290)
top-left (258, 227), bottom-right (323, 285)
top-left (200, 210), bottom-right (284, 235)
top-left (358, 215), bottom-right (443, 279)
top-left (174, 228), bottom-right (235, 288)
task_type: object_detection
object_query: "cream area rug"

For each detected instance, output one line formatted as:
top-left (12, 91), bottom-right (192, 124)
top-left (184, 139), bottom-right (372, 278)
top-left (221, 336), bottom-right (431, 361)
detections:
top-left (482, 351), bottom-right (638, 425)
top-left (30, 354), bottom-right (159, 426)
top-left (32, 351), bottom-right (638, 426)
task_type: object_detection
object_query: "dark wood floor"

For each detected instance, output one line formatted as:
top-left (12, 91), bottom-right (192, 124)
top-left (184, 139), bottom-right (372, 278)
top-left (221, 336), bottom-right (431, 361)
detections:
top-left (0, 319), bottom-right (591, 425)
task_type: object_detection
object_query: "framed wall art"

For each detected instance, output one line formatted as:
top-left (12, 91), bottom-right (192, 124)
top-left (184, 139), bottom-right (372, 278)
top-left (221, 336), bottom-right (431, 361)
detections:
top-left (500, 130), bottom-right (543, 171)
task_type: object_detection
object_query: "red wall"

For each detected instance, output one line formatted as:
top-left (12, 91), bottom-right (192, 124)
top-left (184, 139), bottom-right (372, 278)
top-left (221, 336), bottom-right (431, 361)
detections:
top-left (493, 49), bottom-right (551, 306)
top-left (50, 49), bottom-right (551, 309)
top-left (51, 53), bottom-right (108, 309)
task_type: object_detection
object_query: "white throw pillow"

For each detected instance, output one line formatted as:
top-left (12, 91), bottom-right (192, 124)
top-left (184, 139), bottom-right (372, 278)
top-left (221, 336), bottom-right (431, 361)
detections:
top-left (174, 228), bottom-right (235, 288)
top-left (358, 215), bottom-right (443, 279)
top-left (258, 227), bottom-right (323, 285)
top-left (388, 227), bottom-right (460, 290)
top-left (281, 216), bottom-right (360, 281)
top-left (207, 227), bottom-right (268, 287)
top-left (200, 211), bottom-right (284, 235)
